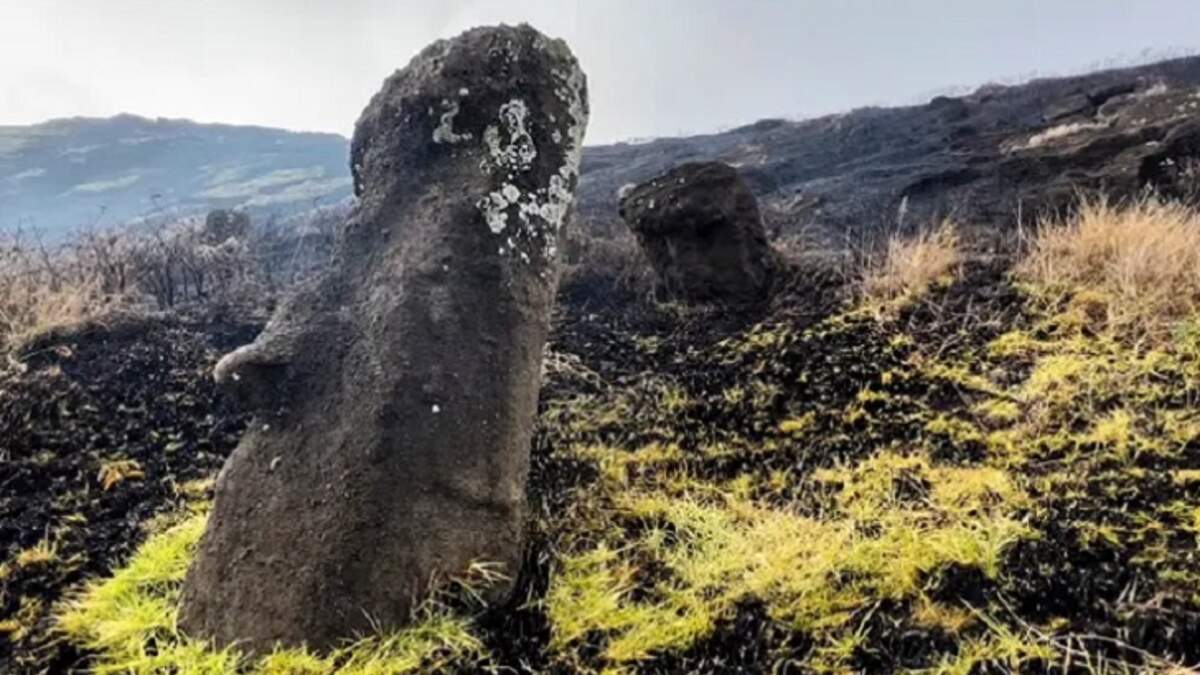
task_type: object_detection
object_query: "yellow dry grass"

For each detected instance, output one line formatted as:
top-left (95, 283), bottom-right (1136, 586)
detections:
top-left (0, 272), bottom-right (115, 352)
top-left (860, 221), bottom-right (962, 318)
top-left (1017, 198), bottom-right (1200, 341)
top-left (544, 444), bottom-right (1031, 671)
top-left (55, 510), bottom-right (486, 674)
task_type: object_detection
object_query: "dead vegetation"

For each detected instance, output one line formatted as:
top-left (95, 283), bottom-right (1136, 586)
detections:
top-left (859, 220), bottom-right (963, 318)
top-left (0, 231), bottom-right (119, 352)
top-left (1017, 197), bottom-right (1200, 341)
top-left (559, 225), bottom-right (655, 303)
top-left (0, 207), bottom-right (338, 354)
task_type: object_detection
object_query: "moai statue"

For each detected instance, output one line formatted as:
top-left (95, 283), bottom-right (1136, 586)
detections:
top-left (620, 162), bottom-right (779, 303)
top-left (178, 24), bottom-right (588, 654)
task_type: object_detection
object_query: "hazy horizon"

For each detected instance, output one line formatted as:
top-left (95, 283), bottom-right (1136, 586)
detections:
top-left (3, 1), bottom-right (1200, 144)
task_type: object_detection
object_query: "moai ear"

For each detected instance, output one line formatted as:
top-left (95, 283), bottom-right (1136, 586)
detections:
top-left (212, 279), bottom-right (332, 414)
top-left (212, 336), bottom-right (293, 412)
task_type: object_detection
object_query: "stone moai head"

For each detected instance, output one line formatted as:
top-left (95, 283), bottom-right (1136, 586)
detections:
top-left (618, 161), bottom-right (779, 304)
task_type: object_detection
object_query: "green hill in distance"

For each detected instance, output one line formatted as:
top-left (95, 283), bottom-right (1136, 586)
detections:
top-left (0, 114), bottom-right (352, 237)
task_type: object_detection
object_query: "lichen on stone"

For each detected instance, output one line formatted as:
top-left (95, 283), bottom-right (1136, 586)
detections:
top-left (432, 99), bottom-right (472, 145)
top-left (472, 54), bottom-right (587, 264)
top-left (481, 99), bottom-right (537, 173)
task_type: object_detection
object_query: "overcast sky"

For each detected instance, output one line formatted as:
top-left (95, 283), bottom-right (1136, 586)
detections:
top-left (2, 1), bottom-right (1198, 145)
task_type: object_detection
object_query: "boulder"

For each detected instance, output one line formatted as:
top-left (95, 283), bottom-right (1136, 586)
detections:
top-left (177, 24), bottom-right (588, 654)
top-left (618, 161), bottom-right (778, 303)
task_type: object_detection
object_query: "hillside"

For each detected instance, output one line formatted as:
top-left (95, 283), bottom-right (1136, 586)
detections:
top-left (5, 199), bottom-right (1200, 673)
top-left (0, 115), bottom-right (351, 236)
top-left (577, 55), bottom-right (1200, 235)
top-left (4, 56), bottom-right (1200, 240)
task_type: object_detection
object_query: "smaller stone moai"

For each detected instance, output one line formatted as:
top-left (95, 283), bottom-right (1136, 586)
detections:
top-left (618, 162), bottom-right (780, 303)
top-left (201, 209), bottom-right (250, 244)
top-left (178, 24), bottom-right (588, 655)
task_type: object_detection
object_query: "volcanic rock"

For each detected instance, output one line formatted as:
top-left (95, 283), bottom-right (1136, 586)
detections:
top-left (618, 161), bottom-right (779, 303)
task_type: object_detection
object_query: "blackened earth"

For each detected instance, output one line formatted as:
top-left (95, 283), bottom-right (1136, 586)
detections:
top-left (0, 317), bottom-right (256, 673)
top-left (3, 264), bottom-right (1199, 673)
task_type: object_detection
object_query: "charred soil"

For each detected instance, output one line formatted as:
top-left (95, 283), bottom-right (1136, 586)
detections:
top-left (0, 317), bottom-right (255, 672)
top-left (4, 255), bottom-right (1200, 674)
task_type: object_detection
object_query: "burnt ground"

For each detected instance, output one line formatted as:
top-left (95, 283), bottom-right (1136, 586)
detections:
top-left (475, 259), bottom-right (1200, 674)
top-left (0, 317), bottom-right (256, 673)
top-left (577, 56), bottom-right (1200, 240)
top-left (467, 264), bottom-right (1017, 675)
top-left (3, 260), bottom-right (1200, 673)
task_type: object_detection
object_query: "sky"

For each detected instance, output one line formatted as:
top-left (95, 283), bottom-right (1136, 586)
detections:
top-left (2, 1), bottom-right (1199, 145)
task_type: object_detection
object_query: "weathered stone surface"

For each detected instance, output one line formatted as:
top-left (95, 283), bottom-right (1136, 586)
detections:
top-left (618, 162), bottom-right (778, 303)
top-left (178, 24), bottom-right (588, 654)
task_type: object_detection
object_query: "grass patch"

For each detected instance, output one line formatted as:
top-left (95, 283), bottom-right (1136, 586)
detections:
top-left (1017, 197), bottom-right (1200, 342)
top-left (15, 538), bottom-right (59, 569)
top-left (55, 509), bottom-right (486, 674)
top-left (96, 458), bottom-right (145, 491)
top-left (0, 272), bottom-right (117, 353)
top-left (544, 444), bottom-right (1030, 671)
top-left (860, 221), bottom-right (962, 318)
top-left (925, 611), bottom-right (1054, 675)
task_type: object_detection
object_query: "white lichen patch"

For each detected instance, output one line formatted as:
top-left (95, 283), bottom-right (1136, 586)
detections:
top-left (481, 99), bottom-right (537, 173)
top-left (553, 64), bottom-right (589, 157)
top-left (535, 61), bottom-right (589, 238)
top-left (432, 99), bottom-right (472, 145)
top-left (478, 189), bottom-right (516, 234)
top-left (474, 61), bottom-right (588, 264)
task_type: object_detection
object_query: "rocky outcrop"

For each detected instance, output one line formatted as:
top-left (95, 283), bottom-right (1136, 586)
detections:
top-left (619, 162), bottom-right (778, 303)
top-left (178, 24), bottom-right (588, 654)
top-left (579, 56), bottom-right (1200, 236)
